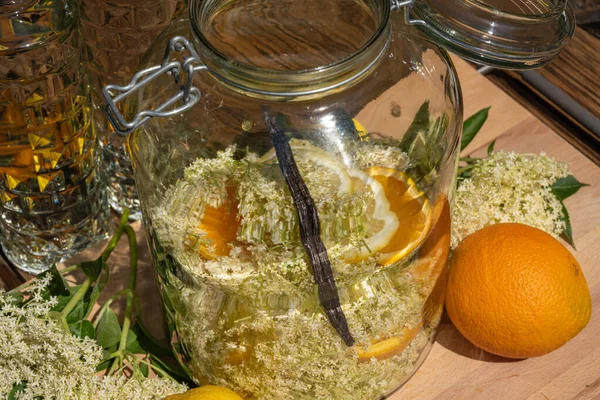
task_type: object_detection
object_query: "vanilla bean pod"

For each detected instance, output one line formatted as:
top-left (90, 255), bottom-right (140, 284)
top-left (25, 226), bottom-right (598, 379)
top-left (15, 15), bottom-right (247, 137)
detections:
top-left (265, 112), bottom-right (355, 347)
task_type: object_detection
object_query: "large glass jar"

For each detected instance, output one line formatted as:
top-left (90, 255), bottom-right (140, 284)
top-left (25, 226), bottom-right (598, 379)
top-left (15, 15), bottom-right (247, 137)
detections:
top-left (104, 0), bottom-right (574, 398)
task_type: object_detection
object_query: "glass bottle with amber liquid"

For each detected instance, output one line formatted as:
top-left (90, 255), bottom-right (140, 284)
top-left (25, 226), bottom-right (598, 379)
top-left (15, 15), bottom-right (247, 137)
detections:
top-left (0, 0), bottom-right (110, 273)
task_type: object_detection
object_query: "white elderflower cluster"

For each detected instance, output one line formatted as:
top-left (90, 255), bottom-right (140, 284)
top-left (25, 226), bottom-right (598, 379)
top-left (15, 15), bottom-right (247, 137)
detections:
top-left (452, 151), bottom-right (569, 248)
top-left (350, 142), bottom-right (410, 171)
top-left (0, 277), bottom-right (186, 400)
top-left (0, 275), bottom-right (101, 399)
top-left (95, 374), bottom-right (186, 400)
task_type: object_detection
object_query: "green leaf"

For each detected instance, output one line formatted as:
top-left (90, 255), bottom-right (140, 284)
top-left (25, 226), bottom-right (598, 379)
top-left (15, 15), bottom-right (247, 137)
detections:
top-left (139, 360), bottom-right (149, 377)
top-left (8, 381), bottom-right (27, 400)
top-left (133, 320), bottom-right (172, 357)
top-left (70, 320), bottom-right (95, 339)
top-left (96, 349), bottom-right (115, 372)
top-left (80, 258), bottom-right (103, 281)
top-left (149, 354), bottom-right (194, 384)
top-left (399, 101), bottom-right (430, 153)
top-left (559, 202), bottom-right (575, 248)
top-left (551, 175), bottom-right (589, 201)
top-left (461, 107), bottom-right (490, 151)
top-left (125, 329), bottom-right (143, 354)
top-left (65, 300), bottom-right (86, 324)
top-left (96, 308), bottom-right (122, 349)
top-left (38, 265), bottom-right (70, 297)
top-left (487, 140), bottom-right (496, 155)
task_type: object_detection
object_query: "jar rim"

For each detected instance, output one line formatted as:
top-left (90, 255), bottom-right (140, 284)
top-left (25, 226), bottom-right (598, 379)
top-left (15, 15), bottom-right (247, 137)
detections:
top-left (188, 0), bottom-right (391, 97)
top-left (463, 0), bottom-right (566, 19)
top-left (411, 0), bottom-right (575, 69)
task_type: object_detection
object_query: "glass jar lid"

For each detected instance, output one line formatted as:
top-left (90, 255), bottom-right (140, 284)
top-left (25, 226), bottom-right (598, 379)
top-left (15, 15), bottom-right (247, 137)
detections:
top-left (403, 0), bottom-right (575, 69)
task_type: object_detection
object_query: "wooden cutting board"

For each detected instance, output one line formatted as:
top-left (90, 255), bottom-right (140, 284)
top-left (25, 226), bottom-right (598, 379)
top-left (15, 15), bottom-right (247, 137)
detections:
top-left (387, 57), bottom-right (600, 400)
top-left (62, 56), bottom-right (600, 400)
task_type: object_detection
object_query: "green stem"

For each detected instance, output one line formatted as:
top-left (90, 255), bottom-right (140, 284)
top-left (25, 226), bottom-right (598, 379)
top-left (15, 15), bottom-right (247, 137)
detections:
top-left (457, 164), bottom-right (477, 175)
top-left (101, 210), bottom-right (131, 265)
top-left (58, 277), bottom-right (92, 332)
top-left (8, 264), bottom-right (80, 295)
top-left (60, 264), bottom-right (80, 275)
top-left (107, 221), bottom-right (139, 375)
top-left (124, 225), bottom-right (138, 292)
top-left (459, 156), bottom-right (482, 163)
top-left (130, 354), bottom-right (173, 378)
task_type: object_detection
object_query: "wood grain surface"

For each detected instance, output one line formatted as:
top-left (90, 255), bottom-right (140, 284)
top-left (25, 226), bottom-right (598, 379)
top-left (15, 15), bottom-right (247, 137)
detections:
top-left (483, 27), bottom-right (600, 166)
top-left (1, 56), bottom-right (599, 400)
top-left (538, 27), bottom-right (600, 118)
top-left (388, 56), bottom-right (600, 400)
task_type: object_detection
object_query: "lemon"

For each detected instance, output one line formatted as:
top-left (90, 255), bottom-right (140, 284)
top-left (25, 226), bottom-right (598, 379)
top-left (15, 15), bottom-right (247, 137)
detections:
top-left (164, 385), bottom-right (243, 400)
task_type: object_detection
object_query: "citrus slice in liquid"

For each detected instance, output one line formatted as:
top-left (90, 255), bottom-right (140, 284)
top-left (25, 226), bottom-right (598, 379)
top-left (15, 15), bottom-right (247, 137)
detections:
top-left (355, 322), bottom-right (423, 361)
top-left (261, 141), bottom-right (399, 258)
top-left (258, 140), bottom-right (353, 196)
top-left (184, 186), bottom-right (241, 260)
top-left (364, 167), bottom-right (432, 266)
top-left (342, 167), bottom-right (399, 263)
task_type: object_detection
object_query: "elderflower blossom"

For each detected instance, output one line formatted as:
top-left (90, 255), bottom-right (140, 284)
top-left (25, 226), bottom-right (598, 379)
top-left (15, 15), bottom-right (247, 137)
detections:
top-left (95, 374), bottom-right (186, 400)
top-left (0, 276), bottom-right (186, 400)
top-left (151, 141), bottom-right (438, 399)
top-left (451, 151), bottom-right (569, 248)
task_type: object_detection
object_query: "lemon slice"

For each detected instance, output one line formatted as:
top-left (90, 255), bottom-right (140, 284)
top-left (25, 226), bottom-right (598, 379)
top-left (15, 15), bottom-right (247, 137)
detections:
top-left (364, 167), bottom-right (433, 266)
top-left (258, 140), bottom-right (352, 196)
top-left (260, 141), bottom-right (399, 257)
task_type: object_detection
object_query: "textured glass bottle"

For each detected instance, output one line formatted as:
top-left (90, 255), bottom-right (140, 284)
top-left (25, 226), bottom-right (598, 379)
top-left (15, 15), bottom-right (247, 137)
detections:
top-left (0, 0), bottom-right (109, 273)
top-left (81, 0), bottom-right (186, 220)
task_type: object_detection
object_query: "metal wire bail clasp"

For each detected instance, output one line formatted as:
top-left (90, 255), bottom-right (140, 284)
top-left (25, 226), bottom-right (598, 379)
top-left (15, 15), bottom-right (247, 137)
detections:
top-left (103, 36), bottom-right (205, 136)
top-left (390, 0), bottom-right (426, 26)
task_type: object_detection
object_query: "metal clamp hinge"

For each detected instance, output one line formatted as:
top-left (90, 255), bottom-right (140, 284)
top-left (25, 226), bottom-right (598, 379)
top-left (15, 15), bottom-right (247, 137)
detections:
top-left (390, 0), bottom-right (426, 26)
top-left (103, 36), bottom-right (205, 136)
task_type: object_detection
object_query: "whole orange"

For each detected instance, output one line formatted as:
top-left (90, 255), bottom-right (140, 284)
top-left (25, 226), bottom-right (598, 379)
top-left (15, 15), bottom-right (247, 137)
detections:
top-left (446, 223), bottom-right (591, 359)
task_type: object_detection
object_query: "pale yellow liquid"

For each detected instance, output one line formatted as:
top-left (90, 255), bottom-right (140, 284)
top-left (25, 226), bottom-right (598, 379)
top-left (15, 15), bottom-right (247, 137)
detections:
top-left (0, 0), bottom-right (108, 272)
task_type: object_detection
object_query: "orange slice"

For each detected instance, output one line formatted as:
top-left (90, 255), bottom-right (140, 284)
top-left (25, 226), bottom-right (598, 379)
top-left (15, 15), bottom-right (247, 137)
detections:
top-left (355, 323), bottom-right (423, 361)
top-left (342, 168), bottom-right (399, 263)
top-left (411, 196), bottom-right (451, 326)
top-left (364, 167), bottom-right (432, 266)
top-left (411, 196), bottom-right (451, 289)
top-left (184, 186), bottom-right (240, 260)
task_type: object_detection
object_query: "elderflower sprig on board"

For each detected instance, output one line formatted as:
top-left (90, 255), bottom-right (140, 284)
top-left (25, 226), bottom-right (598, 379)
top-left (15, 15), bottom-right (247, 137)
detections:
top-left (1, 211), bottom-right (189, 399)
top-left (452, 108), bottom-right (588, 248)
